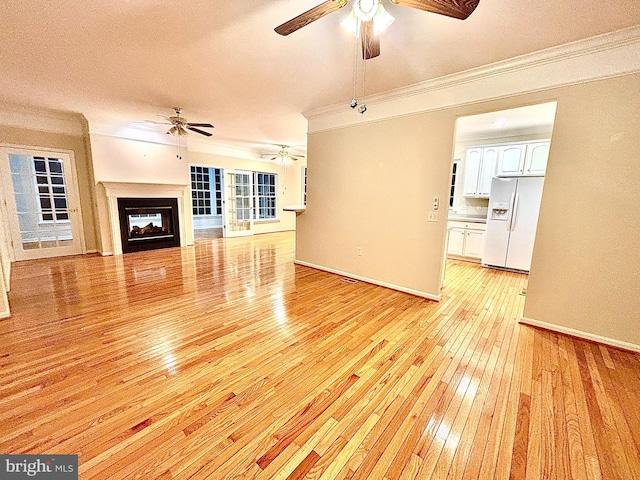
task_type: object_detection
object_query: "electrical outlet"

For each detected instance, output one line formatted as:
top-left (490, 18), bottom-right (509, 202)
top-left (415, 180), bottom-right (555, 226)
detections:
top-left (356, 247), bottom-right (363, 256)
top-left (428, 212), bottom-right (438, 222)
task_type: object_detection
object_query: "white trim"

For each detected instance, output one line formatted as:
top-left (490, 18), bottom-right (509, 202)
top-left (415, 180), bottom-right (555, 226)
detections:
top-left (294, 259), bottom-right (442, 302)
top-left (305, 25), bottom-right (640, 133)
top-left (520, 316), bottom-right (640, 354)
top-left (0, 103), bottom-right (84, 136)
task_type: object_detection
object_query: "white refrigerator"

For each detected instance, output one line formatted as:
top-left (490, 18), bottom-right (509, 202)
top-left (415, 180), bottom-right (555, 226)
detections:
top-left (482, 176), bottom-right (544, 272)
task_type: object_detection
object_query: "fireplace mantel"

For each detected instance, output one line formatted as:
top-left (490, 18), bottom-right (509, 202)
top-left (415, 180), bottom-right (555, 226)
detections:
top-left (100, 181), bottom-right (188, 198)
top-left (99, 181), bottom-right (190, 255)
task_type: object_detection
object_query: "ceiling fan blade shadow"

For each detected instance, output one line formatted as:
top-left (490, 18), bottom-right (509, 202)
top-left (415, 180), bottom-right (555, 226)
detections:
top-left (391, 0), bottom-right (479, 20)
top-left (187, 126), bottom-right (213, 137)
top-left (361, 21), bottom-right (380, 59)
top-left (275, 0), bottom-right (348, 36)
top-left (187, 123), bottom-right (214, 128)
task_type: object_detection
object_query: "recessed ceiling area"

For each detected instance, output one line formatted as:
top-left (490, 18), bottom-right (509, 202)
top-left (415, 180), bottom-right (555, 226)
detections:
top-left (455, 102), bottom-right (558, 142)
top-left (0, 1), bottom-right (638, 151)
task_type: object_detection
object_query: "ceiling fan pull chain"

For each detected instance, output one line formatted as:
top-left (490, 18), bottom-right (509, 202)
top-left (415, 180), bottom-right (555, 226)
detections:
top-left (358, 21), bottom-right (368, 114)
top-left (350, 21), bottom-right (360, 109)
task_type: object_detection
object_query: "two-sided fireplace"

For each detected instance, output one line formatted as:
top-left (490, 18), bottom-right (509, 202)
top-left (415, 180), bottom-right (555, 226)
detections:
top-left (117, 198), bottom-right (180, 253)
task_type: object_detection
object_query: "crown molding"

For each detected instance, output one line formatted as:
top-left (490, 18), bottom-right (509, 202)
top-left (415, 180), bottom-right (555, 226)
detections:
top-left (304, 24), bottom-right (640, 132)
top-left (0, 102), bottom-right (85, 136)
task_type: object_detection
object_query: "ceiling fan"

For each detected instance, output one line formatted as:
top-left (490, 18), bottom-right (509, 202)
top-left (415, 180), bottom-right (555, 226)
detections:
top-left (159, 107), bottom-right (215, 137)
top-left (263, 145), bottom-right (305, 162)
top-left (275, 0), bottom-right (480, 59)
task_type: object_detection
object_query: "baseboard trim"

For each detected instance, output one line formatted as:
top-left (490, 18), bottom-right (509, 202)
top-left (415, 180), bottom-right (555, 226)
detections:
top-left (100, 251), bottom-right (114, 257)
top-left (0, 304), bottom-right (10, 319)
top-left (520, 316), bottom-right (640, 353)
top-left (294, 260), bottom-right (442, 302)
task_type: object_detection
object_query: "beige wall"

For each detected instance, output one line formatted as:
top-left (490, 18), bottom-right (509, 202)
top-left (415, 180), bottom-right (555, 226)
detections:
top-left (298, 111), bottom-right (456, 298)
top-left (523, 73), bottom-right (640, 348)
top-left (298, 73), bottom-right (640, 347)
top-left (0, 124), bottom-right (99, 254)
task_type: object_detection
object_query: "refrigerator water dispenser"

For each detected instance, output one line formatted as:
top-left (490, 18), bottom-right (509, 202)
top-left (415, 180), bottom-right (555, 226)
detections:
top-left (490, 202), bottom-right (510, 220)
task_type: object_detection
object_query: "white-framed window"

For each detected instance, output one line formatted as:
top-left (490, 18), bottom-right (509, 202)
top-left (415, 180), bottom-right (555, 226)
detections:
top-left (32, 156), bottom-right (70, 223)
top-left (302, 167), bottom-right (307, 205)
top-left (253, 172), bottom-right (277, 220)
top-left (190, 166), bottom-right (223, 216)
top-left (449, 160), bottom-right (459, 209)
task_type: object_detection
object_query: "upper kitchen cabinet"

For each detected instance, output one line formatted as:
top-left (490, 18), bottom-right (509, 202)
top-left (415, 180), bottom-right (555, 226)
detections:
top-left (463, 147), bottom-right (497, 198)
top-left (523, 142), bottom-right (550, 176)
top-left (497, 141), bottom-right (550, 176)
top-left (497, 145), bottom-right (526, 176)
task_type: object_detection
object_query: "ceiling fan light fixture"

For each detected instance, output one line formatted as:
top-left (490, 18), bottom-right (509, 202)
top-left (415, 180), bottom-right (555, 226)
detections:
top-left (340, 9), bottom-right (360, 36)
top-left (373, 3), bottom-right (395, 35)
top-left (353, 0), bottom-right (379, 21)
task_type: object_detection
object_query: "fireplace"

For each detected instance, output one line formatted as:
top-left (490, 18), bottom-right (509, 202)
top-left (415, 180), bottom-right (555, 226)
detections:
top-left (117, 198), bottom-right (180, 253)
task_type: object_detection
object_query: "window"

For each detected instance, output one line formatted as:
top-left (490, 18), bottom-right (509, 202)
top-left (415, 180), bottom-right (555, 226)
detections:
top-left (253, 172), bottom-right (277, 220)
top-left (33, 156), bottom-right (70, 222)
top-left (449, 161), bottom-right (459, 209)
top-left (302, 167), bottom-right (307, 205)
top-left (190, 166), bottom-right (222, 216)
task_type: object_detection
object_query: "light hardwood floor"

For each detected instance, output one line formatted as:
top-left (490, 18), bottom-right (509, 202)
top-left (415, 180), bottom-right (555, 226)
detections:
top-left (1, 231), bottom-right (639, 479)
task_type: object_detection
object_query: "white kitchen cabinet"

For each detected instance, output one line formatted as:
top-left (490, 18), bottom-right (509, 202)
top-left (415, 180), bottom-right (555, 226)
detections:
top-left (447, 221), bottom-right (486, 261)
top-left (464, 230), bottom-right (484, 258)
top-left (463, 147), bottom-right (496, 198)
top-left (462, 148), bottom-right (482, 197)
top-left (447, 228), bottom-right (465, 256)
top-left (477, 147), bottom-right (498, 197)
top-left (496, 141), bottom-right (550, 176)
top-left (524, 142), bottom-right (550, 175)
top-left (497, 145), bottom-right (526, 176)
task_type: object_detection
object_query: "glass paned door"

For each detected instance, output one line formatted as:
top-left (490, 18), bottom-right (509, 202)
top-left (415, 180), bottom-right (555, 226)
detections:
top-left (1, 148), bottom-right (84, 260)
top-left (223, 170), bottom-right (253, 238)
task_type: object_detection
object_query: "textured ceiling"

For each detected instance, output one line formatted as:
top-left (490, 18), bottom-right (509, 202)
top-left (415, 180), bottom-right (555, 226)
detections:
top-left (1, 0), bottom-right (638, 152)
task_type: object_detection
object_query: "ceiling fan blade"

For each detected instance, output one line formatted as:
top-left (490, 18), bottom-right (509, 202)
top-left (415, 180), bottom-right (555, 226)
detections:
top-left (361, 21), bottom-right (380, 60)
top-left (275, 0), bottom-right (348, 36)
top-left (187, 126), bottom-right (213, 137)
top-left (390, 0), bottom-right (479, 20)
top-left (187, 123), bottom-right (214, 128)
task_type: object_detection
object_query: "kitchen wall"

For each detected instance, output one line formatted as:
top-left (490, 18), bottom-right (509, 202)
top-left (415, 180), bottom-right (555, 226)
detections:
top-left (298, 72), bottom-right (640, 349)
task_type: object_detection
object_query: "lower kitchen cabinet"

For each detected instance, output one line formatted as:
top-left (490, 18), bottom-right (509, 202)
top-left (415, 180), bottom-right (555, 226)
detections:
top-left (447, 221), bottom-right (486, 261)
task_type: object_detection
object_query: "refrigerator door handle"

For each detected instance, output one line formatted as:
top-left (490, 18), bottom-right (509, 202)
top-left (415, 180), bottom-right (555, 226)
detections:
top-left (506, 192), bottom-right (516, 231)
top-left (511, 193), bottom-right (520, 232)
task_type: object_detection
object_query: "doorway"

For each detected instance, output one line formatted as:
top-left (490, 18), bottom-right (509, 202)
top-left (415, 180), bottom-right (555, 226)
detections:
top-left (442, 101), bottom-right (558, 286)
top-left (190, 165), bottom-right (224, 240)
top-left (0, 146), bottom-right (85, 261)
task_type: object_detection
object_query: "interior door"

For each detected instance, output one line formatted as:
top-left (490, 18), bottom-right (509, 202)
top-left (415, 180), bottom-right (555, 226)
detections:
top-left (222, 170), bottom-right (254, 238)
top-left (0, 147), bottom-right (85, 260)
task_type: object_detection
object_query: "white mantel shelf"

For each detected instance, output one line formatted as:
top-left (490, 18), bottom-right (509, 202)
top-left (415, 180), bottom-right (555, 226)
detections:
top-left (100, 181), bottom-right (189, 198)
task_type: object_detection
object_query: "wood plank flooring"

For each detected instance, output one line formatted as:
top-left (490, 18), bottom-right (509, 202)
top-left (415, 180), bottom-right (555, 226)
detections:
top-left (1, 231), bottom-right (639, 479)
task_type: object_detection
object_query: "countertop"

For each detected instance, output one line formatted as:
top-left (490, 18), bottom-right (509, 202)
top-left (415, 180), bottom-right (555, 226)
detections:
top-left (448, 214), bottom-right (488, 223)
